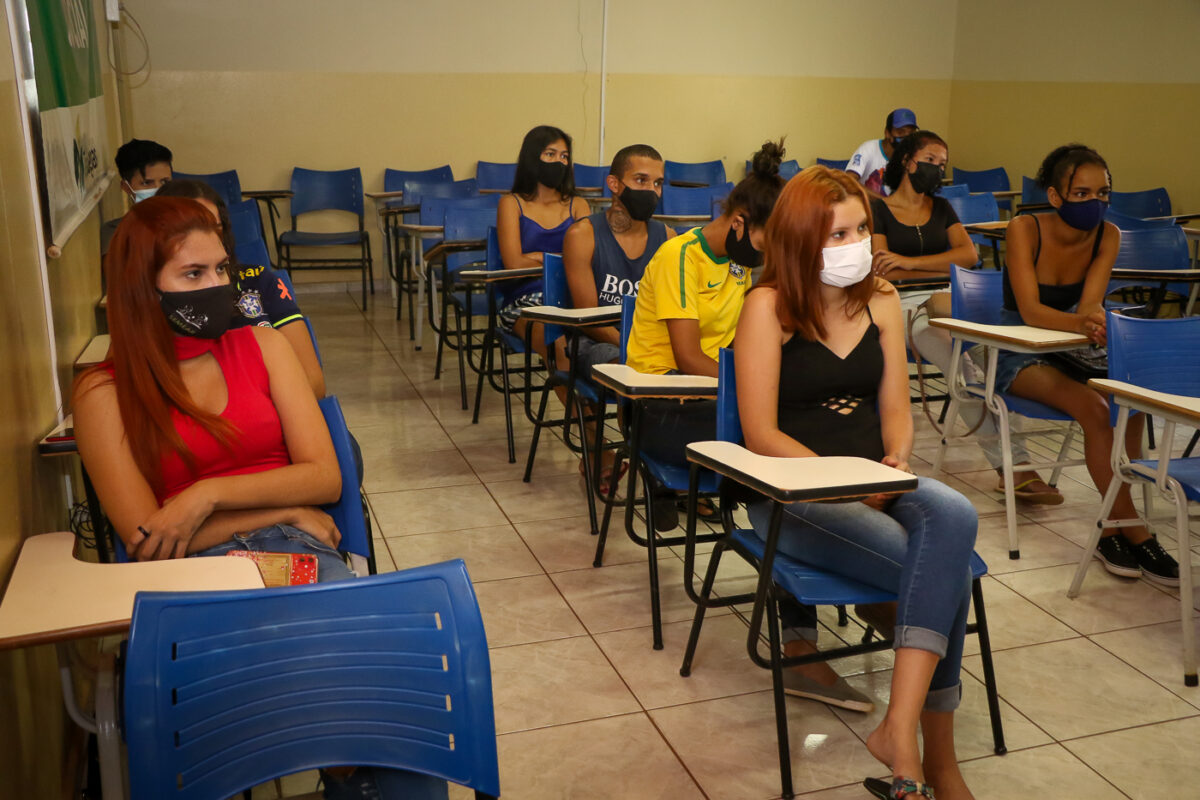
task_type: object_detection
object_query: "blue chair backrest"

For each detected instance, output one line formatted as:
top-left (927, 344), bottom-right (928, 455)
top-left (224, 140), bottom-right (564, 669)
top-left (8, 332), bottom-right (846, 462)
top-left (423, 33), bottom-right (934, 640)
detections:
top-left (234, 237), bottom-right (273, 270)
top-left (1105, 207), bottom-right (1176, 231)
top-left (122, 559), bottom-right (500, 800)
top-left (227, 198), bottom-right (265, 248)
top-left (318, 396), bottom-right (368, 561)
top-left (173, 169), bottom-right (242, 208)
top-left (403, 178), bottom-right (478, 205)
top-left (573, 163), bottom-right (609, 190)
top-left (475, 161), bottom-right (517, 192)
top-left (952, 166), bottom-right (1011, 212)
top-left (815, 158), bottom-right (849, 171)
top-left (665, 159), bottom-right (725, 187)
top-left (419, 194), bottom-right (498, 227)
top-left (1107, 312), bottom-right (1200, 400)
top-left (950, 265), bottom-right (1004, 325)
top-left (442, 205), bottom-right (496, 274)
top-left (619, 295), bottom-right (636, 364)
top-left (1021, 176), bottom-right (1047, 206)
top-left (716, 348), bottom-right (742, 444)
top-left (485, 226), bottom-right (501, 272)
top-left (946, 192), bottom-right (1000, 225)
top-left (747, 159), bottom-right (801, 179)
top-left (938, 183), bottom-right (970, 199)
top-left (662, 185), bottom-right (721, 217)
top-left (1109, 187), bottom-right (1171, 219)
top-left (540, 253), bottom-right (568, 347)
top-left (290, 167), bottom-right (363, 218)
top-left (1113, 226), bottom-right (1190, 270)
top-left (383, 165), bottom-right (453, 192)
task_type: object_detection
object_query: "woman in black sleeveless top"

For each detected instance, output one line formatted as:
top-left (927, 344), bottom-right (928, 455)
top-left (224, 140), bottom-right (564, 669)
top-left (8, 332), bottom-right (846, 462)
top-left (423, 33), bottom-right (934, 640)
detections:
top-left (1002, 145), bottom-right (1177, 585)
top-left (737, 167), bottom-right (979, 800)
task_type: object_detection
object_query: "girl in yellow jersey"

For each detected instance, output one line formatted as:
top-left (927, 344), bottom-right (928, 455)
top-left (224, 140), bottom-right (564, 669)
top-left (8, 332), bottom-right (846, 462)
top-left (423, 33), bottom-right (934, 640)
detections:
top-left (626, 140), bottom-right (786, 527)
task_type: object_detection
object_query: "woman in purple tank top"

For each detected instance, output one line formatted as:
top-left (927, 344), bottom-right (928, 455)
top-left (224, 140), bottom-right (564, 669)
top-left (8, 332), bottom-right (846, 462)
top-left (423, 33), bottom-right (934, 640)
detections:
top-left (496, 125), bottom-right (590, 364)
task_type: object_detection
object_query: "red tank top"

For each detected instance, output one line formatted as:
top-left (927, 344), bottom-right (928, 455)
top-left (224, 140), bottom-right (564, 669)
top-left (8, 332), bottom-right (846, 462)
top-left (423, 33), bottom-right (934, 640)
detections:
top-left (157, 327), bottom-right (291, 502)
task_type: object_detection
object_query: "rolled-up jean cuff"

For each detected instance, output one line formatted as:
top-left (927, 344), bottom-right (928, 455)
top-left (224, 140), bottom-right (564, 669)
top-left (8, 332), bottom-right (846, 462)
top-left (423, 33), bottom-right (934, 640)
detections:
top-left (893, 624), bottom-right (949, 660)
top-left (923, 682), bottom-right (962, 712)
top-left (781, 625), bottom-right (819, 644)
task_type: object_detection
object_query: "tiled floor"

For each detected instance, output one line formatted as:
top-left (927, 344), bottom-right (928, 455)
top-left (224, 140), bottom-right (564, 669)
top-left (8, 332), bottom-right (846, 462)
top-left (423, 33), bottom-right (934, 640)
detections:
top-left (297, 290), bottom-right (1200, 799)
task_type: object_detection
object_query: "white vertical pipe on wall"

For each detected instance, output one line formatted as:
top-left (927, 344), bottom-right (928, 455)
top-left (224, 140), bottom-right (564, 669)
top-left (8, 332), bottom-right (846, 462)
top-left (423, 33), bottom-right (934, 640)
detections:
top-left (597, 0), bottom-right (608, 165)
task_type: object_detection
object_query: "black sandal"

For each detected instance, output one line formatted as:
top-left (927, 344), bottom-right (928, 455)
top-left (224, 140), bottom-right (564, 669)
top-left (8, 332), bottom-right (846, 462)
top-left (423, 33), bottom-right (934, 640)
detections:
top-left (864, 776), bottom-right (935, 799)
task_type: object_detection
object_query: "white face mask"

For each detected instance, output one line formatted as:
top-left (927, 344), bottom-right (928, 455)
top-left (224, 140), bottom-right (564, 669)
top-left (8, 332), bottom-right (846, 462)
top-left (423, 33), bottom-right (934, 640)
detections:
top-left (819, 238), bottom-right (872, 287)
top-left (126, 183), bottom-right (159, 203)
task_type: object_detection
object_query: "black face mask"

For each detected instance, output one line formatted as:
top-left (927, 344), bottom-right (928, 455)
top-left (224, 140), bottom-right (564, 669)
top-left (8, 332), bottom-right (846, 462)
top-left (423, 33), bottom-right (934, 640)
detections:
top-left (535, 160), bottom-right (568, 189)
top-left (159, 283), bottom-right (239, 339)
top-left (908, 161), bottom-right (944, 195)
top-left (618, 185), bottom-right (658, 222)
top-left (724, 220), bottom-right (762, 268)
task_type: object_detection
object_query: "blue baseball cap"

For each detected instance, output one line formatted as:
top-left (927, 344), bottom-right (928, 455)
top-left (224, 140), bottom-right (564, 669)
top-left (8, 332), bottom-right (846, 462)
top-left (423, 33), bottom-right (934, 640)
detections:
top-left (889, 108), bottom-right (918, 129)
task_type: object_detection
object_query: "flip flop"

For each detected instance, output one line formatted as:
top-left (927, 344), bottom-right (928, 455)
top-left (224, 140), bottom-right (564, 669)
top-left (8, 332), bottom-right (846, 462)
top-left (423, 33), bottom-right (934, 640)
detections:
top-left (864, 776), bottom-right (935, 799)
top-left (998, 477), bottom-right (1064, 506)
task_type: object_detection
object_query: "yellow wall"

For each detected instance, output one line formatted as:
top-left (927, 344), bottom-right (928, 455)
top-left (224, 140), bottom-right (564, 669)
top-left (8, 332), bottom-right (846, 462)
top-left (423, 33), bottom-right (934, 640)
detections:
top-left (949, 0), bottom-right (1200, 210)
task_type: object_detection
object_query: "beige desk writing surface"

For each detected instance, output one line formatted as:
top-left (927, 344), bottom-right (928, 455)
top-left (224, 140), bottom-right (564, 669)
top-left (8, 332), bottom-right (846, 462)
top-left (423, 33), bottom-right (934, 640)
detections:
top-left (365, 190), bottom-right (406, 200)
top-left (518, 305), bottom-right (622, 326)
top-left (457, 266), bottom-right (542, 284)
top-left (0, 533), bottom-right (264, 650)
top-left (963, 220), bottom-right (1010, 233)
top-left (1089, 379), bottom-right (1200, 423)
top-left (929, 318), bottom-right (1088, 353)
top-left (591, 363), bottom-right (717, 398)
top-left (75, 334), bottom-right (111, 370)
top-left (685, 441), bottom-right (917, 503)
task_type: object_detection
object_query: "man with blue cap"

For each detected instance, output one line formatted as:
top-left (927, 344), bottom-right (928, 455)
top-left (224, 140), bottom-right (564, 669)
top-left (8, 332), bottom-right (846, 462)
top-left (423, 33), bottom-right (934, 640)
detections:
top-left (846, 108), bottom-right (918, 195)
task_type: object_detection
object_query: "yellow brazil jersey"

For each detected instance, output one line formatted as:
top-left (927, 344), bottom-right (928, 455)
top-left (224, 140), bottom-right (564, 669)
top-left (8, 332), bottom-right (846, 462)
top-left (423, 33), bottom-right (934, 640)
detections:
top-left (626, 228), bottom-right (751, 375)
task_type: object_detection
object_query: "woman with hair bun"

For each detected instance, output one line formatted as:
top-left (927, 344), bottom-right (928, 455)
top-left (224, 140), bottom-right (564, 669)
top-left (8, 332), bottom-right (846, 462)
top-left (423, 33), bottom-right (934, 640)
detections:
top-left (1001, 144), bottom-right (1177, 585)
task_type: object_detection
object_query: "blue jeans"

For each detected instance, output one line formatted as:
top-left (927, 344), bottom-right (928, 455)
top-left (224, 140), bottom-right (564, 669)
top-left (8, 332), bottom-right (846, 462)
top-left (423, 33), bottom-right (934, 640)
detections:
top-left (191, 524), bottom-right (356, 583)
top-left (748, 477), bottom-right (977, 712)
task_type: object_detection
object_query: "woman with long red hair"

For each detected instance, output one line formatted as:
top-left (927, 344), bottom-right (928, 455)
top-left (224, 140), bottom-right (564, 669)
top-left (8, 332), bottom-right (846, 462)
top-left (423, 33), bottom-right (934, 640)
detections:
top-left (736, 167), bottom-right (978, 800)
top-left (74, 195), bottom-right (347, 572)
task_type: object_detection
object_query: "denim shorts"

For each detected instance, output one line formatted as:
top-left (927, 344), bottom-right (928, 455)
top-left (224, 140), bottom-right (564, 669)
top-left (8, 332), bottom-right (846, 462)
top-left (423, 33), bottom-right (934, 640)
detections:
top-left (572, 337), bottom-right (620, 379)
top-left (190, 524), bottom-right (356, 583)
top-left (994, 308), bottom-right (1050, 393)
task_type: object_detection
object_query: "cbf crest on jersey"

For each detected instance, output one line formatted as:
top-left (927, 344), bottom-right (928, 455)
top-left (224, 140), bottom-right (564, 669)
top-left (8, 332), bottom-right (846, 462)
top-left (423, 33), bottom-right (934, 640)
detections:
top-left (236, 290), bottom-right (264, 319)
top-left (728, 262), bottom-right (746, 280)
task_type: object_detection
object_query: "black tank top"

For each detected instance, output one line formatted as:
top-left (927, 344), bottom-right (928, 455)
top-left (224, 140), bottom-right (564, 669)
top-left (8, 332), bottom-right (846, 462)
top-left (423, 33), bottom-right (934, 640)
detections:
top-left (1002, 215), bottom-right (1102, 312)
top-left (777, 308), bottom-right (885, 462)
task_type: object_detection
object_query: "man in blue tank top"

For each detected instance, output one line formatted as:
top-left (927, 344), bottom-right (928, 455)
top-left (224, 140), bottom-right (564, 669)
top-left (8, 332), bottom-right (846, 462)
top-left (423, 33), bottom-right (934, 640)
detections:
top-left (563, 144), bottom-right (675, 376)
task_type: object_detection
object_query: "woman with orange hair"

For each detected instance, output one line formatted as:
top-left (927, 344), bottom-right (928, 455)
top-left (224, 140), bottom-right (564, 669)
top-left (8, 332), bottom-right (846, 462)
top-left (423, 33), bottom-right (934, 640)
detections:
top-left (74, 195), bottom-right (349, 572)
top-left (735, 167), bottom-right (977, 800)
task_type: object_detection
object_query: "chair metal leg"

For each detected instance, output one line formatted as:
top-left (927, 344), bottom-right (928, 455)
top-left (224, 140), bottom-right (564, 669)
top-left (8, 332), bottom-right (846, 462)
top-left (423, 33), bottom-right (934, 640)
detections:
top-left (575, 392), bottom-right (599, 536)
top-left (643, 466), bottom-right (665, 650)
top-left (94, 650), bottom-right (124, 800)
top-left (522, 383), bottom-right (552, 483)
top-left (680, 538), bottom-right (727, 676)
top-left (970, 577), bottom-right (1007, 755)
top-left (1048, 423), bottom-right (1076, 487)
top-left (1176, 496), bottom-right (1198, 686)
top-left (997, 404), bottom-right (1020, 559)
top-left (473, 330), bottom-right (493, 424)
top-left (1185, 429), bottom-right (1199, 459)
top-left (765, 586), bottom-right (795, 800)
top-left (499, 343), bottom-right (516, 464)
top-left (456, 306), bottom-right (469, 410)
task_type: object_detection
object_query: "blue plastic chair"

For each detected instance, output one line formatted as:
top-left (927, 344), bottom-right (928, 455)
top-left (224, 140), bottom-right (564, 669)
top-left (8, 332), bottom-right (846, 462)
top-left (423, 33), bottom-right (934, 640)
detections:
top-left (745, 159), bottom-right (801, 179)
top-left (475, 161), bottom-right (517, 192)
top-left (952, 166), bottom-right (1011, 212)
top-left (1019, 176), bottom-right (1048, 212)
top-left (278, 167), bottom-right (373, 308)
top-left (664, 159), bottom-right (725, 187)
top-left (1109, 187), bottom-right (1171, 219)
top-left (227, 198), bottom-right (266, 250)
top-left (573, 163), bottom-right (609, 192)
top-left (946, 192), bottom-right (1001, 264)
top-left (1111, 225), bottom-right (1192, 307)
top-left (173, 169), bottom-right (242, 208)
top-left (1105, 208), bottom-right (1175, 231)
top-left (938, 183), bottom-right (970, 199)
top-left (815, 158), bottom-right (849, 171)
top-left (936, 266), bottom-right (1081, 558)
top-left (661, 185), bottom-right (722, 217)
top-left (1068, 312), bottom-right (1200, 685)
top-left (679, 347), bottom-right (1003, 800)
top-left (384, 165), bottom-right (454, 193)
top-left (430, 203), bottom-right (498, 409)
top-left (122, 559), bottom-right (500, 800)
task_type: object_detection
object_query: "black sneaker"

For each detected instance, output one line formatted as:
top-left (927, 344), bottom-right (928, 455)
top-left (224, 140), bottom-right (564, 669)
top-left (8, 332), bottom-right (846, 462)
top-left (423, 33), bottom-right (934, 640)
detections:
top-left (651, 494), bottom-right (679, 532)
top-left (321, 768), bottom-right (382, 800)
top-left (1095, 534), bottom-right (1141, 578)
top-left (1128, 535), bottom-right (1181, 587)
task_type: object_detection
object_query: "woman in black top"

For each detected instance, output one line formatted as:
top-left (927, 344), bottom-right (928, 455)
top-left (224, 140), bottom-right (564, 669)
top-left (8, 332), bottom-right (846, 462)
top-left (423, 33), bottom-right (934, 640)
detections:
top-left (1002, 144), bottom-right (1177, 585)
top-left (870, 131), bottom-right (977, 277)
top-left (737, 167), bottom-right (978, 800)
